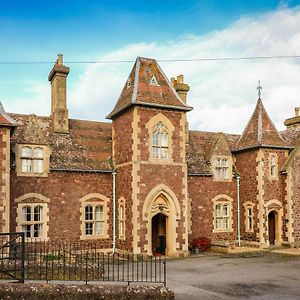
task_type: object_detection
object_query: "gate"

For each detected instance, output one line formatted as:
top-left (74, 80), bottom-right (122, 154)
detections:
top-left (0, 232), bottom-right (25, 283)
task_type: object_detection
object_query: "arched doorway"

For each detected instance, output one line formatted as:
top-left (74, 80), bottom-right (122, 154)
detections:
top-left (268, 211), bottom-right (276, 245)
top-left (151, 213), bottom-right (167, 255)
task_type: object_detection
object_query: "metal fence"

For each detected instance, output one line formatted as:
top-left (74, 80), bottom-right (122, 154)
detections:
top-left (0, 233), bottom-right (166, 285)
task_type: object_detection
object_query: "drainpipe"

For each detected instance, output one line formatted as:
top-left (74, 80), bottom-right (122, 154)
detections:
top-left (112, 170), bottom-right (116, 253)
top-left (236, 175), bottom-right (241, 247)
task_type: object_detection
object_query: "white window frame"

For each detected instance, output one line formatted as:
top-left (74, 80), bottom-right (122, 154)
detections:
top-left (15, 193), bottom-right (50, 241)
top-left (152, 122), bottom-right (169, 160)
top-left (79, 193), bottom-right (110, 240)
top-left (214, 157), bottom-right (229, 180)
top-left (118, 198), bottom-right (126, 240)
top-left (244, 201), bottom-right (255, 233)
top-left (212, 195), bottom-right (233, 233)
top-left (21, 146), bottom-right (44, 174)
top-left (84, 204), bottom-right (104, 237)
top-left (270, 154), bottom-right (277, 178)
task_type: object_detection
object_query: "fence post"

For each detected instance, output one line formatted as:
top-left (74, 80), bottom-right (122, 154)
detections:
top-left (20, 232), bottom-right (25, 283)
top-left (85, 251), bottom-right (88, 285)
top-left (163, 257), bottom-right (166, 287)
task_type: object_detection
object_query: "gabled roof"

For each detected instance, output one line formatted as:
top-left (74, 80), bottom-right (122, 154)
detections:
top-left (106, 57), bottom-right (192, 119)
top-left (10, 114), bottom-right (112, 172)
top-left (236, 98), bottom-right (287, 150)
top-left (0, 102), bottom-right (20, 127)
top-left (187, 130), bottom-right (240, 175)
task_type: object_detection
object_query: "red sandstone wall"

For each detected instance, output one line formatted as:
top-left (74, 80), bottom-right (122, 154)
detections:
top-left (137, 108), bottom-right (188, 252)
top-left (10, 171), bottom-right (113, 247)
top-left (188, 176), bottom-right (237, 243)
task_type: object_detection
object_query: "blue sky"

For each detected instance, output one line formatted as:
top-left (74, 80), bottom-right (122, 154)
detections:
top-left (1, 0), bottom-right (300, 132)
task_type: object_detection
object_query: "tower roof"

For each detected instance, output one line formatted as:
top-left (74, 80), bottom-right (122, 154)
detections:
top-left (106, 57), bottom-right (192, 119)
top-left (236, 98), bottom-right (286, 150)
top-left (0, 102), bottom-right (20, 127)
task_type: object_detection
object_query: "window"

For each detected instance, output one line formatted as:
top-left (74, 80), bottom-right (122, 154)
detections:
top-left (21, 205), bottom-right (43, 238)
top-left (244, 202), bottom-right (255, 232)
top-left (152, 122), bottom-right (168, 159)
top-left (149, 75), bottom-right (159, 86)
top-left (270, 155), bottom-right (276, 177)
top-left (21, 146), bottom-right (44, 174)
top-left (246, 207), bottom-right (253, 231)
top-left (214, 158), bottom-right (229, 180)
top-left (215, 203), bottom-right (230, 230)
top-left (119, 205), bottom-right (125, 239)
top-left (84, 205), bottom-right (104, 236)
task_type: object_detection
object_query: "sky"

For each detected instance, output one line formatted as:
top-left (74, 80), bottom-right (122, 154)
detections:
top-left (1, 0), bottom-right (300, 133)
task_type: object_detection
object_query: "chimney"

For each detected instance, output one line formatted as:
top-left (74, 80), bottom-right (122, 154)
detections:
top-left (48, 54), bottom-right (70, 134)
top-left (284, 106), bottom-right (300, 129)
top-left (171, 75), bottom-right (190, 142)
top-left (171, 75), bottom-right (190, 103)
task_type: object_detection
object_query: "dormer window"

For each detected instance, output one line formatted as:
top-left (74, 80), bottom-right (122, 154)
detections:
top-left (149, 75), bottom-right (159, 86)
top-left (152, 122), bottom-right (168, 159)
top-left (21, 146), bottom-right (44, 174)
top-left (214, 158), bottom-right (229, 180)
top-left (16, 144), bottom-right (50, 177)
top-left (126, 78), bottom-right (131, 89)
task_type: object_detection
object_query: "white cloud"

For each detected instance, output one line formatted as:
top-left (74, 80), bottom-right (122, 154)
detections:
top-left (6, 6), bottom-right (300, 134)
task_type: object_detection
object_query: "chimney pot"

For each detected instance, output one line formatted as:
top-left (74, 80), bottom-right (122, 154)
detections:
top-left (57, 54), bottom-right (63, 65)
top-left (295, 107), bottom-right (299, 117)
top-left (177, 75), bottom-right (184, 84)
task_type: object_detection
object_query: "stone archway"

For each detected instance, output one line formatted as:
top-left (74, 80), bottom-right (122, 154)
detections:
top-left (264, 199), bottom-right (283, 247)
top-left (143, 185), bottom-right (181, 256)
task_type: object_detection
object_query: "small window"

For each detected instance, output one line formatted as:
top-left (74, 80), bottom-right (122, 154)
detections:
top-left (214, 158), bottom-right (229, 180)
top-left (126, 78), bottom-right (131, 89)
top-left (119, 205), bottom-right (125, 239)
top-left (215, 203), bottom-right (230, 231)
top-left (152, 122), bottom-right (168, 159)
top-left (21, 205), bottom-right (43, 238)
top-left (247, 207), bottom-right (253, 231)
top-left (270, 155), bottom-right (276, 177)
top-left (20, 146), bottom-right (44, 174)
top-left (149, 75), bottom-right (159, 86)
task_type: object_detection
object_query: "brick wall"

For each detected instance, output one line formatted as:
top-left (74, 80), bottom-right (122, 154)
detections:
top-left (188, 176), bottom-right (237, 244)
top-left (10, 171), bottom-right (113, 247)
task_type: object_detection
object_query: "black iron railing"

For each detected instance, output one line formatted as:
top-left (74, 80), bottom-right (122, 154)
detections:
top-left (0, 232), bottom-right (25, 283)
top-left (0, 237), bottom-right (166, 286)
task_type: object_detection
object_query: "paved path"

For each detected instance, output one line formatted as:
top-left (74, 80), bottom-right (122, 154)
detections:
top-left (166, 252), bottom-right (300, 299)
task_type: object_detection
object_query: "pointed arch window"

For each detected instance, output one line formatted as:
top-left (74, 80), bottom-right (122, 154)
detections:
top-left (152, 122), bottom-right (169, 159)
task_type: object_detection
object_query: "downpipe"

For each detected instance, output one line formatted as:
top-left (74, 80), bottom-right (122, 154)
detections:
top-left (236, 175), bottom-right (241, 247)
top-left (112, 171), bottom-right (116, 253)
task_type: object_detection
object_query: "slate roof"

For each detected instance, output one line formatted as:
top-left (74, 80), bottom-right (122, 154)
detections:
top-left (236, 98), bottom-right (287, 150)
top-left (107, 57), bottom-right (192, 119)
top-left (280, 127), bottom-right (300, 147)
top-left (10, 114), bottom-right (112, 172)
top-left (186, 130), bottom-right (240, 175)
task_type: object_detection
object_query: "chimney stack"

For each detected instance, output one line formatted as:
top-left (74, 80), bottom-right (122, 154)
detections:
top-left (284, 106), bottom-right (300, 129)
top-left (48, 54), bottom-right (70, 134)
top-left (171, 75), bottom-right (190, 103)
top-left (171, 75), bottom-right (190, 142)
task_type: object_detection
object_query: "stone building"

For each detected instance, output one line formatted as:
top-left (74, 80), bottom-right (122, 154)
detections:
top-left (0, 54), bottom-right (299, 256)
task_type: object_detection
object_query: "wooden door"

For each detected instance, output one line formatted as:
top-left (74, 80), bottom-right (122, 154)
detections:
top-left (268, 211), bottom-right (276, 245)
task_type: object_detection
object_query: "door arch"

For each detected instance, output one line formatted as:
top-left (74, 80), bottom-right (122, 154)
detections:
top-left (143, 185), bottom-right (181, 256)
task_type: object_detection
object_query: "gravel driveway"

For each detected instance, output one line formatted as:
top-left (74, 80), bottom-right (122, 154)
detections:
top-left (166, 252), bottom-right (300, 299)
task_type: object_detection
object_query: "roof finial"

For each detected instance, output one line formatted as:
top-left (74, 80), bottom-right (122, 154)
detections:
top-left (257, 80), bottom-right (262, 99)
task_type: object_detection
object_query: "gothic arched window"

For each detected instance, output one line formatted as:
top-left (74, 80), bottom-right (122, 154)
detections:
top-left (152, 122), bottom-right (169, 159)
